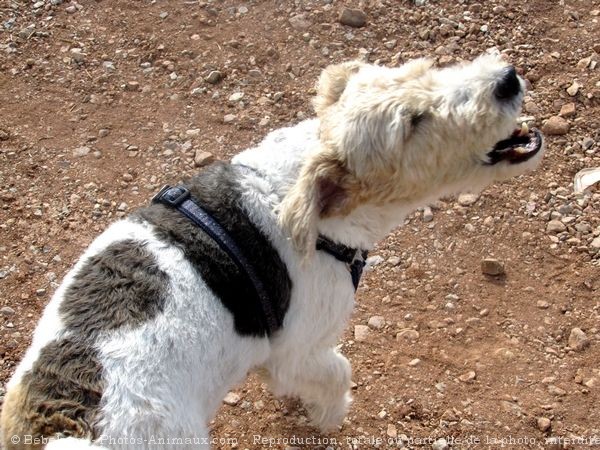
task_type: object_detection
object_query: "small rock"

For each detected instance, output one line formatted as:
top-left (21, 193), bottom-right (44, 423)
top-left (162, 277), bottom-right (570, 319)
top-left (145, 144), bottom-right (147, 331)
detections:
top-left (289, 14), bottom-right (312, 31)
top-left (457, 192), bottom-right (478, 206)
top-left (408, 358), bottom-right (421, 367)
top-left (422, 206), bottom-right (433, 222)
top-left (0, 306), bottom-right (15, 317)
top-left (365, 255), bottom-right (384, 268)
top-left (223, 114), bottom-right (237, 124)
top-left (537, 300), bottom-right (550, 309)
top-left (481, 258), bottom-right (505, 276)
top-left (159, 11), bottom-right (168, 19)
top-left (386, 423), bottom-right (397, 438)
top-left (354, 325), bottom-right (370, 342)
top-left (537, 417), bottom-right (552, 432)
top-left (228, 92), bottom-right (244, 102)
top-left (566, 81), bottom-right (582, 96)
top-left (65, 5), bottom-right (77, 13)
top-left (367, 316), bottom-right (385, 330)
top-left (98, 129), bottom-right (110, 138)
top-left (125, 81), bottom-right (140, 92)
top-left (194, 151), bottom-right (215, 168)
top-left (339, 8), bottom-right (367, 28)
top-left (72, 146), bottom-right (91, 157)
top-left (205, 70), bottom-right (223, 84)
top-left (542, 116), bottom-right (570, 136)
top-left (548, 385), bottom-right (566, 396)
top-left (546, 220), bottom-right (567, 234)
top-left (559, 102), bottom-right (576, 118)
top-left (590, 237), bottom-right (600, 251)
top-left (223, 391), bottom-right (241, 406)
top-left (396, 329), bottom-right (420, 341)
top-left (458, 370), bottom-right (476, 382)
top-left (568, 327), bottom-right (589, 351)
top-left (387, 256), bottom-right (401, 266)
top-left (432, 438), bottom-right (449, 450)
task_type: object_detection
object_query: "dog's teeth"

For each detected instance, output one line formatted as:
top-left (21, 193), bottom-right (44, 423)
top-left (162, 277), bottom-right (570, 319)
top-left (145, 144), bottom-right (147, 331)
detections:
top-left (519, 122), bottom-right (529, 136)
top-left (514, 146), bottom-right (529, 154)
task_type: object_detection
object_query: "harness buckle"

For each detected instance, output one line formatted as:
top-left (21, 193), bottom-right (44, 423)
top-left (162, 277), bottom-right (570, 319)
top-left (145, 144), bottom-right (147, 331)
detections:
top-left (152, 185), bottom-right (190, 207)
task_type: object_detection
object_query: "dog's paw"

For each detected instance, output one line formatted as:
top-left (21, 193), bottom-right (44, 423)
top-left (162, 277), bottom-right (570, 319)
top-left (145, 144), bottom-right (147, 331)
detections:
top-left (307, 391), bottom-right (352, 432)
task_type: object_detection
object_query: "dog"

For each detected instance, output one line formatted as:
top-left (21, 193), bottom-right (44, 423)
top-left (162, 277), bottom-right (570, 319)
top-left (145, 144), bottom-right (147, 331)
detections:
top-left (1, 53), bottom-right (544, 449)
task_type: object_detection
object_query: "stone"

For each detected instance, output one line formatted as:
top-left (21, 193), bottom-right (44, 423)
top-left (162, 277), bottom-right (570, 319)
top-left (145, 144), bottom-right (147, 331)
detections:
top-left (194, 150), bottom-right (214, 168)
top-left (365, 255), bottom-right (384, 268)
top-left (548, 385), bottom-right (566, 396)
top-left (559, 102), bottom-right (576, 117)
top-left (432, 438), bottom-right (449, 450)
top-left (205, 70), bottom-right (223, 84)
top-left (396, 329), bottom-right (420, 341)
top-left (386, 424), bottom-right (397, 438)
top-left (228, 92), bottom-right (244, 102)
top-left (125, 81), bottom-right (140, 92)
top-left (422, 206), bottom-right (433, 222)
top-left (289, 14), bottom-right (312, 31)
top-left (537, 417), bottom-right (552, 432)
top-left (367, 316), bottom-right (385, 330)
top-left (546, 220), bottom-right (566, 234)
top-left (408, 358), bottom-right (421, 367)
top-left (458, 370), bottom-right (476, 382)
top-left (568, 327), bottom-right (589, 351)
top-left (542, 116), bottom-right (570, 136)
top-left (339, 8), bottom-right (367, 28)
top-left (481, 258), bottom-right (505, 276)
top-left (223, 391), bottom-right (241, 406)
top-left (0, 306), bottom-right (15, 317)
top-left (354, 325), bottom-right (370, 342)
top-left (590, 237), bottom-right (600, 251)
top-left (457, 192), bottom-right (478, 206)
top-left (72, 146), bottom-right (91, 157)
top-left (566, 81), bottom-right (582, 96)
top-left (387, 256), bottom-right (401, 266)
top-left (223, 114), bottom-right (237, 124)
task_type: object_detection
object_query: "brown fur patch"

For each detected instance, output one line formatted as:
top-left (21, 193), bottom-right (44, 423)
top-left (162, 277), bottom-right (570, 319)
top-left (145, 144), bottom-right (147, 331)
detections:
top-left (1, 339), bottom-right (103, 449)
top-left (60, 239), bottom-right (168, 334)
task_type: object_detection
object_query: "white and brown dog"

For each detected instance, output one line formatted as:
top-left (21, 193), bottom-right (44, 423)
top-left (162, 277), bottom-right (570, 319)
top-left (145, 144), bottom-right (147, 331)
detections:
top-left (1, 53), bottom-right (543, 449)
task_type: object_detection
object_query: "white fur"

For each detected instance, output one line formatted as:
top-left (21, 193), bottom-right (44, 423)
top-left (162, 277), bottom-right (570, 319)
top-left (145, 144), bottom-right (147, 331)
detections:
top-left (3, 56), bottom-right (544, 449)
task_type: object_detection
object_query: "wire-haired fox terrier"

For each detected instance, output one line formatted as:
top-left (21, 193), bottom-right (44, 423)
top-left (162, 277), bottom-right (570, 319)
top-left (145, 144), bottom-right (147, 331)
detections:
top-left (1, 53), bottom-right (543, 449)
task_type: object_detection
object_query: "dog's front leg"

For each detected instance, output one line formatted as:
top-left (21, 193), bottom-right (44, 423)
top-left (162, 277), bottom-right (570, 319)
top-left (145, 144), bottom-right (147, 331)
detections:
top-left (265, 348), bottom-right (352, 432)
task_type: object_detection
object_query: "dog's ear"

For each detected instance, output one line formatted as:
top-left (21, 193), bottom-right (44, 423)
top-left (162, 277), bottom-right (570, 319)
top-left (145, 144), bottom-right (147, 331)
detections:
top-left (279, 151), bottom-right (357, 258)
top-left (313, 61), bottom-right (365, 117)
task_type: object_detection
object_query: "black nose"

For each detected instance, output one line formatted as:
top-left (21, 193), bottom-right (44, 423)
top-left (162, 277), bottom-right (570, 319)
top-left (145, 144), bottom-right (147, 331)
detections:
top-left (494, 66), bottom-right (521, 100)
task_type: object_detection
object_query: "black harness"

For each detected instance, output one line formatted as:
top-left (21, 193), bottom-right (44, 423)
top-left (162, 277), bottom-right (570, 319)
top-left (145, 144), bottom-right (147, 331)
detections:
top-left (153, 184), bottom-right (368, 334)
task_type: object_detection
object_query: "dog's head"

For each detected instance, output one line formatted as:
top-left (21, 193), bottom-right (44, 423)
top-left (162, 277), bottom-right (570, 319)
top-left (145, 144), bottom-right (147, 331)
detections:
top-left (280, 54), bottom-right (544, 256)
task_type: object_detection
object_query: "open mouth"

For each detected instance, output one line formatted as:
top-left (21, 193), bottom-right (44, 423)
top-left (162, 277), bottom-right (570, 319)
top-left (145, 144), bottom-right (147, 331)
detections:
top-left (485, 123), bottom-right (543, 165)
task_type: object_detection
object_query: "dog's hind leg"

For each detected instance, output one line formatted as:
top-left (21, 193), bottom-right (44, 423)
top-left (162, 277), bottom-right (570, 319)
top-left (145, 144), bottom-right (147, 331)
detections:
top-left (265, 348), bottom-right (352, 432)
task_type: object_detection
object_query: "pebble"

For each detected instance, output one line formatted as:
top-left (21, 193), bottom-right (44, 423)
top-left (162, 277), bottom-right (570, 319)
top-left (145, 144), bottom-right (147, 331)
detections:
top-left (289, 14), bottom-right (312, 31)
top-left (223, 114), bottom-right (237, 124)
top-left (193, 150), bottom-right (214, 168)
top-left (481, 258), bottom-right (505, 276)
top-left (228, 92), bottom-right (244, 102)
top-left (548, 385), bottom-right (566, 396)
top-left (568, 327), bottom-right (589, 351)
top-left (339, 8), bottom-right (367, 28)
top-left (457, 192), bottom-right (478, 206)
top-left (1, 306), bottom-right (15, 317)
top-left (354, 325), bottom-right (370, 342)
top-left (422, 206), bottom-right (433, 222)
top-left (396, 329), bottom-right (420, 341)
top-left (72, 146), bottom-right (91, 157)
top-left (367, 316), bottom-right (385, 330)
top-left (408, 358), bottom-right (421, 367)
top-left (205, 70), bottom-right (223, 84)
top-left (590, 237), bottom-right (600, 252)
top-left (386, 423), bottom-right (397, 438)
top-left (458, 370), bottom-right (476, 382)
top-left (65, 5), bottom-right (77, 13)
top-left (542, 116), bottom-right (570, 136)
top-left (387, 256), bottom-right (401, 266)
top-left (432, 438), bottom-right (449, 450)
top-left (559, 102), bottom-right (576, 117)
top-left (223, 391), bottom-right (241, 406)
top-left (566, 81), bottom-right (581, 96)
top-left (537, 417), bottom-right (552, 432)
top-left (546, 220), bottom-right (566, 234)
top-left (365, 255), bottom-right (384, 268)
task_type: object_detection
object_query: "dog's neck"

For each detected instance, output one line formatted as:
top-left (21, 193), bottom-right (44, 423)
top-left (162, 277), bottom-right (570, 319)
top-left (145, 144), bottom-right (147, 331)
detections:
top-left (233, 119), bottom-right (415, 252)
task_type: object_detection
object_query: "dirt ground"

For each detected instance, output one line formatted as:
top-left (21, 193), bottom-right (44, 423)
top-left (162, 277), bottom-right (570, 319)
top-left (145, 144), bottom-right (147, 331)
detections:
top-left (1, 0), bottom-right (599, 449)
